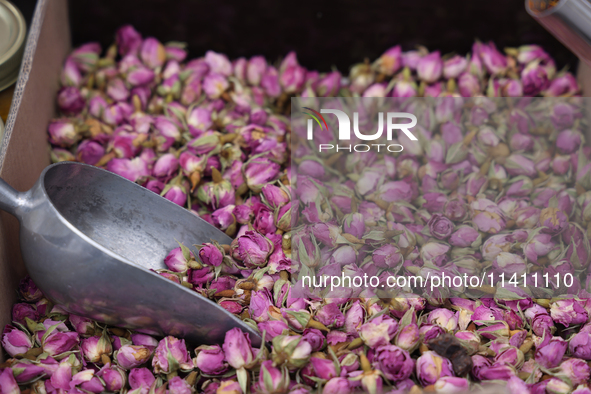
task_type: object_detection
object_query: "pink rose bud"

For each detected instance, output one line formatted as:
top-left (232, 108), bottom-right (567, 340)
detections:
top-left (231, 230), bottom-right (274, 268)
top-left (106, 78), bottom-right (130, 102)
top-left (443, 55), bottom-right (468, 79)
top-left (261, 184), bottom-right (290, 209)
top-left (261, 66), bottom-right (281, 98)
top-left (168, 376), bottom-right (193, 394)
top-left (372, 345), bottom-right (414, 382)
top-left (359, 316), bottom-right (398, 348)
top-left (448, 226), bottom-right (479, 247)
top-left (130, 333), bottom-right (158, 350)
top-left (76, 140), bottom-right (105, 166)
top-left (258, 320), bottom-right (289, 341)
top-left (217, 380), bottom-right (242, 394)
top-left (417, 51), bottom-right (443, 83)
top-left (43, 331), bottom-right (79, 356)
top-left (195, 344), bottom-right (228, 375)
top-left (164, 247), bottom-right (191, 272)
top-left (434, 377), bottom-right (470, 393)
top-left (428, 308), bottom-right (458, 332)
top-left (372, 244), bottom-right (403, 269)
top-left (49, 358), bottom-right (72, 390)
top-left (2, 325), bottom-right (32, 357)
top-left (374, 45), bottom-right (402, 76)
top-left (243, 157), bottom-right (281, 193)
top-left (152, 153), bottom-right (179, 179)
top-left (115, 344), bottom-right (152, 369)
top-left (470, 198), bottom-right (506, 234)
top-left (395, 323), bottom-right (420, 352)
top-left (197, 177), bottom-right (236, 210)
top-left (81, 332), bottom-right (113, 363)
top-left (128, 367), bottom-right (155, 390)
top-left (271, 334), bottom-right (312, 370)
top-left (310, 357), bottom-right (338, 381)
top-left (323, 377), bottom-right (352, 394)
top-left (61, 57), bottom-right (83, 87)
top-left (203, 73), bottom-right (229, 99)
top-left (249, 288), bottom-right (273, 323)
top-left (107, 157), bottom-right (150, 183)
top-left (48, 119), bottom-right (79, 147)
top-left (393, 78), bottom-right (418, 97)
top-left (127, 65), bottom-right (155, 86)
top-left (539, 207), bottom-right (568, 235)
top-left (198, 243), bottom-right (224, 267)
top-left (343, 212), bottom-right (365, 239)
top-left (531, 313), bottom-right (554, 337)
top-left (416, 351), bottom-right (454, 386)
top-left (316, 71), bottom-right (341, 97)
top-left (11, 303), bottom-right (38, 325)
top-left (70, 42), bottom-right (101, 72)
top-left (535, 338), bottom-right (568, 368)
top-left (152, 336), bottom-right (194, 374)
top-left (560, 358), bottom-right (590, 385)
top-left (458, 72), bottom-right (481, 97)
top-left (475, 41), bottom-right (507, 76)
top-left (205, 51), bottom-right (232, 76)
top-left (521, 61), bottom-right (549, 96)
top-left (427, 214), bottom-right (455, 240)
top-left (223, 328), bottom-right (254, 369)
top-left (316, 303), bottom-right (345, 329)
top-left (140, 37), bottom-right (166, 69)
top-left (279, 57), bottom-right (306, 93)
top-left (544, 72), bottom-right (579, 96)
top-left (502, 79), bottom-right (523, 97)
top-left (57, 86), bottom-right (85, 115)
top-left (551, 299), bottom-right (588, 327)
top-left (97, 364), bottom-right (126, 392)
top-left (9, 362), bottom-right (45, 384)
top-left (495, 346), bottom-right (524, 369)
top-left (492, 252), bottom-right (526, 276)
top-left (523, 233), bottom-right (555, 264)
top-left (259, 360), bottom-right (289, 394)
top-left (246, 56), bottom-right (267, 86)
top-left (556, 129), bottom-right (582, 154)
top-left (70, 370), bottom-right (105, 394)
top-left (116, 25), bottom-right (142, 56)
top-left (69, 314), bottom-right (94, 336)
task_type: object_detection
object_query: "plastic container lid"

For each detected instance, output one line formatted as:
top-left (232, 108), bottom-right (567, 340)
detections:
top-left (0, 0), bottom-right (26, 92)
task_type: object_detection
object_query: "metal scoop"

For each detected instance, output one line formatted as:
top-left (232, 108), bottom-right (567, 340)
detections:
top-left (0, 161), bottom-right (262, 347)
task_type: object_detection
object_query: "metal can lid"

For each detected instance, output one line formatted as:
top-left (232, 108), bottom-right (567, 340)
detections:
top-left (0, 0), bottom-right (26, 92)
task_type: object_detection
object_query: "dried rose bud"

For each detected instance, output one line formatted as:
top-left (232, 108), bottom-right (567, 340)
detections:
top-left (107, 157), bottom-right (149, 183)
top-left (205, 50), bottom-right (232, 76)
top-left (57, 86), bottom-right (85, 115)
top-left (271, 334), bottom-right (312, 370)
top-left (535, 338), bottom-right (568, 368)
top-left (231, 231), bottom-right (274, 268)
top-left (247, 56), bottom-right (267, 86)
top-left (523, 233), bottom-right (555, 264)
top-left (81, 331), bottom-right (113, 363)
top-left (427, 214), bottom-right (455, 240)
top-left (152, 336), bottom-right (193, 374)
top-left (261, 66), bottom-right (281, 98)
top-left (69, 369), bottom-right (105, 393)
top-left (323, 377), bottom-right (351, 394)
top-left (448, 226), bottom-right (479, 248)
top-left (128, 367), bottom-right (155, 391)
top-left (559, 358), bottom-right (590, 385)
top-left (258, 321), bottom-right (289, 341)
top-left (198, 243), bottom-right (223, 267)
top-left (539, 207), bottom-right (568, 235)
top-left (372, 244), bottom-right (403, 270)
top-left (374, 45), bottom-right (402, 76)
top-left (223, 328), bottom-right (254, 369)
top-left (443, 55), bottom-right (468, 79)
top-left (359, 316), bottom-right (398, 348)
top-left (316, 71), bottom-right (341, 97)
top-left (243, 157), bottom-right (281, 193)
top-left (471, 198), bottom-right (506, 234)
top-left (417, 51), bottom-right (443, 83)
top-left (550, 299), bottom-right (588, 327)
top-left (140, 37), bottom-right (166, 69)
top-left (11, 303), bottom-right (38, 325)
top-left (1, 325), bottom-right (32, 357)
top-left (167, 376), bottom-right (192, 394)
top-left (152, 153), bottom-right (179, 179)
top-left (492, 252), bottom-right (526, 276)
top-left (556, 129), bottom-right (582, 154)
top-left (434, 377), bottom-right (470, 393)
top-left (216, 380), bottom-right (242, 394)
top-left (474, 41), bottom-right (507, 75)
top-left (164, 247), bottom-right (192, 272)
top-left (115, 344), bottom-right (151, 370)
top-left (521, 60), bottom-right (549, 96)
top-left (544, 72), bottom-right (579, 96)
top-left (310, 356), bottom-right (338, 381)
top-left (458, 72), bottom-right (480, 97)
top-left (48, 119), bottom-right (79, 147)
top-left (531, 313), bottom-right (554, 337)
top-left (42, 330), bottom-right (79, 356)
top-left (502, 79), bottom-right (523, 97)
top-left (416, 351), bottom-right (454, 386)
top-left (194, 344), bottom-right (228, 375)
top-left (203, 72), bottom-right (229, 99)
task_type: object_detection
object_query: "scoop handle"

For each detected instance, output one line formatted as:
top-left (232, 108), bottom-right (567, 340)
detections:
top-left (0, 177), bottom-right (25, 217)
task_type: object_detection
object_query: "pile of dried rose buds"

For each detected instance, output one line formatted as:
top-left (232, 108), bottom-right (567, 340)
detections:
top-left (2, 24), bottom-right (591, 394)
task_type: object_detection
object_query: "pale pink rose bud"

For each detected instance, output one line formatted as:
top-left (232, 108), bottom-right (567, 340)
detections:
top-left (115, 344), bottom-right (152, 370)
top-left (374, 45), bottom-right (402, 76)
top-left (43, 331), bottom-right (79, 356)
top-left (195, 344), bottom-right (228, 375)
top-left (80, 332), bottom-right (113, 363)
top-left (261, 66), bottom-right (281, 98)
top-left (443, 55), bottom-right (468, 79)
top-left (1, 325), bottom-right (32, 357)
top-left (116, 25), bottom-right (142, 56)
top-left (316, 71), bottom-right (341, 97)
top-left (417, 51), bottom-right (443, 83)
top-left (203, 72), bottom-right (229, 99)
top-left (205, 51), bottom-right (232, 76)
top-left (107, 157), bottom-right (150, 183)
top-left (223, 328), bottom-right (254, 369)
top-left (76, 140), bottom-right (105, 165)
top-left (247, 56), bottom-right (267, 86)
top-left (152, 336), bottom-right (193, 374)
top-left (521, 61), bottom-right (549, 96)
top-left (475, 41), bottom-right (507, 76)
top-left (61, 57), bottom-right (83, 87)
top-left (57, 86), bottom-right (85, 115)
top-left (544, 73), bottom-right (578, 96)
top-left (140, 37), bottom-right (166, 69)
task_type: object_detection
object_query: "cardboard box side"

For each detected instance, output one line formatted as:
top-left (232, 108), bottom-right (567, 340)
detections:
top-left (0, 0), bottom-right (70, 362)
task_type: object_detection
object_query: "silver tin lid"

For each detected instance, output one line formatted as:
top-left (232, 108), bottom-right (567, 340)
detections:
top-left (0, 0), bottom-right (26, 92)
